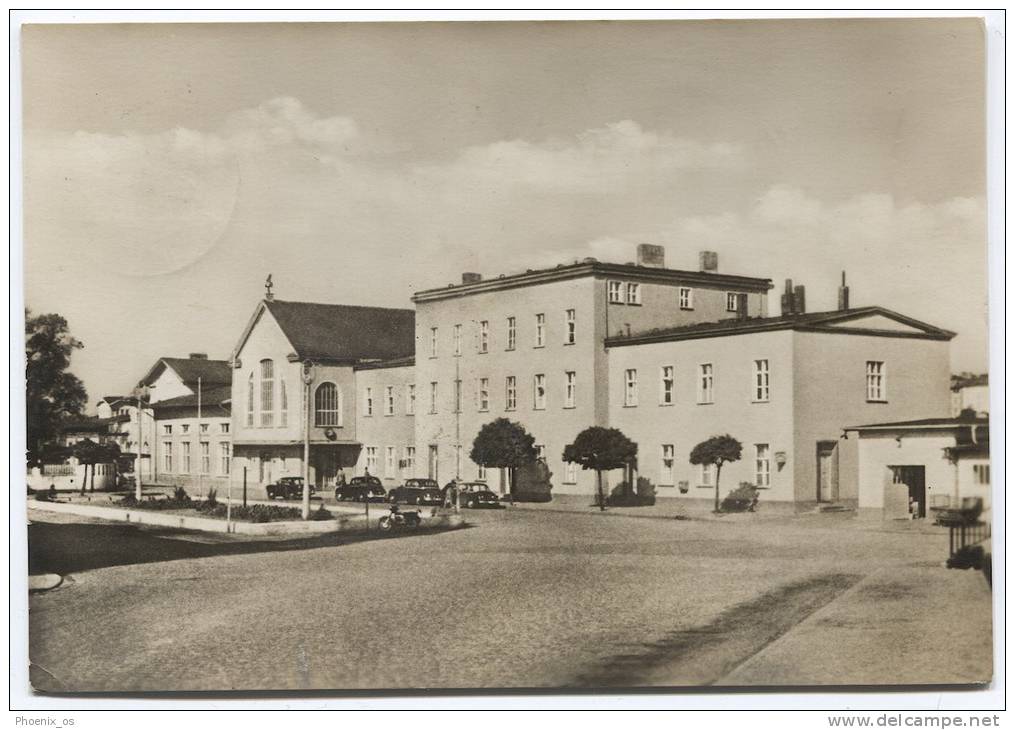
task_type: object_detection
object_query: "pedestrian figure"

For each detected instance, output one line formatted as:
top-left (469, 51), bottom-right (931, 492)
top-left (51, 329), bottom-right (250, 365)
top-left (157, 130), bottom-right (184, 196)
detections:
top-left (335, 468), bottom-right (347, 488)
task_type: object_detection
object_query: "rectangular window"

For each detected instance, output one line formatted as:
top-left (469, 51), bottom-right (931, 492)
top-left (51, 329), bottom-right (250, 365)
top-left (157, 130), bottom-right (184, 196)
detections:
top-left (219, 442), bottom-right (230, 475)
top-left (608, 280), bottom-right (623, 304)
top-left (200, 423), bottom-right (209, 433)
top-left (753, 359), bottom-right (770, 402)
top-left (679, 287), bottom-right (693, 310)
top-left (181, 424), bottom-right (189, 434)
top-left (755, 444), bottom-right (771, 487)
top-left (430, 327), bottom-right (438, 358)
top-left (660, 365), bottom-right (675, 405)
top-left (163, 441), bottom-right (172, 472)
top-left (627, 283), bottom-right (641, 305)
top-left (477, 463), bottom-right (487, 481)
top-left (478, 377), bottom-right (490, 412)
top-left (565, 309), bottom-right (576, 344)
top-left (698, 363), bottom-right (714, 404)
top-left (453, 324), bottom-right (462, 357)
top-left (181, 442), bottom-right (191, 474)
top-left (163, 424), bottom-right (172, 435)
top-left (403, 446), bottom-right (416, 478)
top-left (564, 371), bottom-right (576, 408)
top-left (506, 317), bottom-right (516, 351)
top-left (454, 379), bottom-right (462, 413)
top-left (384, 385), bottom-right (395, 416)
top-left (280, 378), bottom-right (288, 427)
top-left (535, 313), bottom-right (545, 347)
top-left (564, 460), bottom-right (577, 484)
top-left (624, 369), bottom-right (638, 407)
top-left (364, 387), bottom-right (374, 416)
top-left (700, 463), bottom-right (715, 487)
top-left (406, 384), bottom-right (416, 415)
top-left (478, 321), bottom-right (489, 353)
top-left (866, 361), bottom-right (886, 402)
top-left (726, 292), bottom-right (739, 312)
top-left (505, 376), bottom-right (517, 410)
top-left (974, 463), bottom-right (990, 485)
top-left (661, 444), bottom-right (675, 486)
top-left (365, 447), bottom-right (378, 474)
top-left (200, 442), bottom-right (210, 474)
top-left (221, 423), bottom-right (230, 434)
top-left (386, 446), bottom-right (397, 477)
top-left (533, 374), bottom-right (547, 410)
top-left (429, 382), bottom-right (438, 414)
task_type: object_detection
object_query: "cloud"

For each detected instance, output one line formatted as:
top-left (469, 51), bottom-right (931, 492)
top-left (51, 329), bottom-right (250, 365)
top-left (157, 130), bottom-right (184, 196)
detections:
top-left (416, 119), bottom-right (742, 194)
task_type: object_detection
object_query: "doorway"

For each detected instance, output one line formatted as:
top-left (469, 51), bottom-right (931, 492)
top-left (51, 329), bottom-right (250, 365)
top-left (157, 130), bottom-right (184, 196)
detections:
top-left (891, 465), bottom-right (927, 518)
top-left (816, 441), bottom-right (838, 502)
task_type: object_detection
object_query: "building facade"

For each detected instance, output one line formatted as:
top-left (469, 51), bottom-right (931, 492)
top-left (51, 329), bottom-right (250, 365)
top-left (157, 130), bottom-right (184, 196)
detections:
top-left (410, 247), bottom-right (773, 494)
top-left (228, 297), bottom-right (415, 493)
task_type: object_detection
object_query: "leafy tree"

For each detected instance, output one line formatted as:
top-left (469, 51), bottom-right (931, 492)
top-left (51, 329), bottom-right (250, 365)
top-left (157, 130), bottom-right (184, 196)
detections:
top-left (563, 427), bottom-right (638, 511)
top-left (470, 418), bottom-right (537, 498)
top-left (72, 439), bottom-right (121, 494)
top-left (26, 311), bottom-right (87, 463)
top-left (689, 434), bottom-right (743, 512)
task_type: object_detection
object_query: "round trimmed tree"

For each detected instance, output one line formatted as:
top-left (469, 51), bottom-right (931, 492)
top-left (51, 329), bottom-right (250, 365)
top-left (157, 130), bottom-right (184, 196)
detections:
top-left (470, 418), bottom-right (538, 498)
top-left (563, 426), bottom-right (638, 511)
top-left (689, 434), bottom-right (743, 512)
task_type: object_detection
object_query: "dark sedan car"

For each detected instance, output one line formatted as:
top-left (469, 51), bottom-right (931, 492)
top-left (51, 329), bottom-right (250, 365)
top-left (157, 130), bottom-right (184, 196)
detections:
top-left (388, 478), bottom-right (443, 506)
top-left (446, 481), bottom-right (503, 509)
top-left (334, 475), bottom-right (386, 502)
top-left (266, 476), bottom-right (313, 501)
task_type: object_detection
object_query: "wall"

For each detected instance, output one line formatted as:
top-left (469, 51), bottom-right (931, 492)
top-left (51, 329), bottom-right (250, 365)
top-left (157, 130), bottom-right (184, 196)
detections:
top-left (414, 276), bottom-right (604, 494)
top-left (957, 456), bottom-right (992, 510)
top-left (151, 412), bottom-right (232, 496)
top-left (792, 332), bottom-right (951, 507)
top-left (28, 462), bottom-right (116, 492)
top-left (854, 431), bottom-right (956, 514)
top-left (147, 365), bottom-right (192, 404)
top-left (353, 363), bottom-right (416, 488)
top-left (608, 330), bottom-right (796, 504)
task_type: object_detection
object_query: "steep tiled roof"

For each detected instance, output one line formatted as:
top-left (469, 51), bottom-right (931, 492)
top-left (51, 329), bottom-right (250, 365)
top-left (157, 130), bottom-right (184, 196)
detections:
top-left (140, 357), bottom-right (231, 388)
top-left (605, 306), bottom-right (955, 347)
top-left (265, 299), bottom-right (415, 363)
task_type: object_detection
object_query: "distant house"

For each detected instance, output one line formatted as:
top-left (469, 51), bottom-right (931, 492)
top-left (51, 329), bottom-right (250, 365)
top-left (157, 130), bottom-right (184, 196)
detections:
top-left (843, 415), bottom-right (990, 520)
top-left (950, 373), bottom-right (989, 417)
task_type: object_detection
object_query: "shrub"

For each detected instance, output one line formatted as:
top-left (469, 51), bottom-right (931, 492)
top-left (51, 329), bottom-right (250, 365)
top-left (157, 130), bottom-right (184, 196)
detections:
top-left (172, 487), bottom-right (191, 504)
top-left (513, 460), bottom-right (554, 502)
top-left (720, 482), bottom-right (759, 513)
top-left (607, 477), bottom-right (657, 507)
top-left (205, 487), bottom-right (218, 507)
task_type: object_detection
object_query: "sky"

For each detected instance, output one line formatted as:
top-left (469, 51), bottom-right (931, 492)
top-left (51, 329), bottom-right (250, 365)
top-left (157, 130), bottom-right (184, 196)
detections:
top-left (21, 19), bottom-right (988, 408)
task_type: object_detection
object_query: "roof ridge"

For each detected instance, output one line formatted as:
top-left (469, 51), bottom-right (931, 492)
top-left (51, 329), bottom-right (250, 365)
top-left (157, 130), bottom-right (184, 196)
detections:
top-left (268, 299), bottom-right (414, 313)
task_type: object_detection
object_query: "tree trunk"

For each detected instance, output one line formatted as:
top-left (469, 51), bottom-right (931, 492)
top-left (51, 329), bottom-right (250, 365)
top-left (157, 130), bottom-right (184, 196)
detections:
top-left (596, 470), bottom-right (605, 511)
top-left (79, 463), bottom-right (87, 496)
top-left (508, 466), bottom-right (515, 505)
top-left (714, 463), bottom-right (722, 512)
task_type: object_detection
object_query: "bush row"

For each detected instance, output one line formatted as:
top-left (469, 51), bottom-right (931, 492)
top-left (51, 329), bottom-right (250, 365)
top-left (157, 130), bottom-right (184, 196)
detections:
top-left (118, 488), bottom-right (333, 523)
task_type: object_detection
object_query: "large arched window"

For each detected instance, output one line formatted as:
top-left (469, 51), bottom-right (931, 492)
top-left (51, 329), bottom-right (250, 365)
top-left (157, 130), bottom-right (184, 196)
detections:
top-left (260, 359), bottom-right (274, 426)
top-left (315, 382), bottom-right (342, 427)
top-left (246, 372), bottom-right (254, 427)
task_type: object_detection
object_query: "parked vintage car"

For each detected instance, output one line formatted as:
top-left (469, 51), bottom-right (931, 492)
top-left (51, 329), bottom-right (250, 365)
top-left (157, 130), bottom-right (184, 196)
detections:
top-left (334, 475), bottom-right (386, 502)
top-left (266, 476), bottom-right (313, 501)
top-left (446, 481), bottom-right (503, 509)
top-left (388, 478), bottom-right (443, 506)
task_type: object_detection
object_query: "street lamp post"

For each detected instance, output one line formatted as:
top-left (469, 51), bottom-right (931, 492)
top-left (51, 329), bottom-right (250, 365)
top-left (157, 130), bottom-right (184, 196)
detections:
top-left (301, 359), bottom-right (315, 520)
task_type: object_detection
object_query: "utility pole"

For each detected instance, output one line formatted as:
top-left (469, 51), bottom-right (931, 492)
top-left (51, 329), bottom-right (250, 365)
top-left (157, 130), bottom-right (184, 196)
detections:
top-left (301, 360), bottom-right (314, 520)
top-left (135, 393), bottom-right (143, 500)
top-left (196, 376), bottom-right (202, 500)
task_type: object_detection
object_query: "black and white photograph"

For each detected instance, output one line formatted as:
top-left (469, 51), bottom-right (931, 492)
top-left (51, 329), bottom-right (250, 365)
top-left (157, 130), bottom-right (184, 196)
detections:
top-left (13, 11), bottom-right (1002, 714)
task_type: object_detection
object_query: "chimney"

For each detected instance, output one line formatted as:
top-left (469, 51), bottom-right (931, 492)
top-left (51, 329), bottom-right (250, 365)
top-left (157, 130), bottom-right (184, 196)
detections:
top-left (189, 353), bottom-right (208, 360)
top-left (838, 271), bottom-right (850, 311)
top-left (636, 243), bottom-right (666, 268)
top-left (461, 272), bottom-right (483, 285)
top-left (780, 279), bottom-right (795, 316)
top-left (793, 285), bottom-right (806, 315)
top-left (699, 250), bottom-right (718, 273)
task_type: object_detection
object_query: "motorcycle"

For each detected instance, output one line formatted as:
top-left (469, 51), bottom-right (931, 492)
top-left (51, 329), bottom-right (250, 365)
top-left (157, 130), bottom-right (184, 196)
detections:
top-left (377, 509), bottom-right (422, 531)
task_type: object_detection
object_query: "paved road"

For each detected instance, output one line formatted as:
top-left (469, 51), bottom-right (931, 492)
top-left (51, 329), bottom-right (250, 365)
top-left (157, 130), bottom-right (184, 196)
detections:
top-left (27, 506), bottom-right (978, 692)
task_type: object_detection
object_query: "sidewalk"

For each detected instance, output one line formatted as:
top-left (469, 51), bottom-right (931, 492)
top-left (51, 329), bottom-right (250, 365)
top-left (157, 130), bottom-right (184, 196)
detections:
top-left (718, 564), bottom-right (994, 686)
